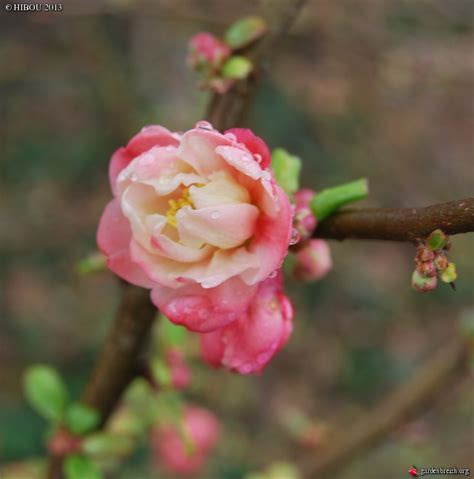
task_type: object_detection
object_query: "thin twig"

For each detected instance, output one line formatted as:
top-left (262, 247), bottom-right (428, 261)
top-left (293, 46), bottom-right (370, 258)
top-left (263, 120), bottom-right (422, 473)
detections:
top-left (300, 337), bottom-right (468, 478)
top-left (316, 198), bottom-right (474, 242)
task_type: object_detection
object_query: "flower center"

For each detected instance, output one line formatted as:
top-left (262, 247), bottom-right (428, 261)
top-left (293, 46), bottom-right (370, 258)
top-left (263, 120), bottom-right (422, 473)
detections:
top-left (165, 187), bottom-right (195, 227)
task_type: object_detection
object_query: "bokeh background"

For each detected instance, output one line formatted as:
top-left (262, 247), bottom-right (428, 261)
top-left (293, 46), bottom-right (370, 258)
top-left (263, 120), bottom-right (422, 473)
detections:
top-left (1, 0), bottom-right (473, 477)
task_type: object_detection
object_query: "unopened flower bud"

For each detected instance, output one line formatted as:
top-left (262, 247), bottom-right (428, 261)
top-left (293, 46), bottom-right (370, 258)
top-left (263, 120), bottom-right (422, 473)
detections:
top-left (188, 33), bottom-right (231, 70)
top-left (416, 261), bottom-right (437, 278)
top-left (440, 262), bottom-right (457, 283)
top-left (411, 270), bottom-right (437, 292)
top-left (433, 251), bottom-right (449, 272)
top-left (293, 239), bottom-right (332, 282)
top-left (415, 245), bottom-right (435, 263)
top-left (166, 349), bottom-right (192, 390)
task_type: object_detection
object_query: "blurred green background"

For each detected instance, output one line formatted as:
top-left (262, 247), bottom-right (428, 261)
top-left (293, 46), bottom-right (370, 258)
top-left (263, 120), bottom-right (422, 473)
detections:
top-left (1, 0), bottom-right (473, 477)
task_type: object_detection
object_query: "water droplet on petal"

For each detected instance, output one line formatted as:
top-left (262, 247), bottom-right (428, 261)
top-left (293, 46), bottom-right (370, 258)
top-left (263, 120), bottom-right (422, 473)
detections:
top-left (195, 120), bottom-right (213, 130)
top-left (130, 173), bottom-right (138, 181)
top-left (224, 132), bottom-right (237, 142)
top-left (289, 228), bottom-right (301, 245)
top-left (254, 153), bottom-right (262, 163)
top-left (211, 211), bottom-right (220, 220)
top-left (268, 270), bottom-right (278, 278)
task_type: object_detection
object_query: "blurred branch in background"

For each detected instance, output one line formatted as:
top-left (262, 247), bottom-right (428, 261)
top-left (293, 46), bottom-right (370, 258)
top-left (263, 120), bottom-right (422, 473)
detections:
top-left (316, 198), bottom-right (474, 242)
top-left (301, 336), bottom-right (469, 477)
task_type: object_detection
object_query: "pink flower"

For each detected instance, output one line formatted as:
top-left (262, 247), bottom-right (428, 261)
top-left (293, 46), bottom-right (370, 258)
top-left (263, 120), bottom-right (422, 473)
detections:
top-left (97, 121), bottom-right (292, 332)
top-left (166, 348), bottom-right (192, 390)
top-left (151, 406), bottom-right (220, 475)
top-left (200, 274), bottom-right (294, 374)
top-left (293, 239), bottom-right (332, 282)
top-left (188, 32), bottom-right (231, 69)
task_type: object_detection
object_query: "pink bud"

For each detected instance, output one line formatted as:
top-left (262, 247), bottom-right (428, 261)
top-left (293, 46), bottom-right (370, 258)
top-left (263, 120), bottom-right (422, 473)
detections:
top-left (433, 251), bottom-right (449, 272)
top-left (416, 261), bottom-right (437, 278)
top-left (294, 206), bottom-right (317, 240)
top-left (411, 270), bottom-right (437, 292)
top-left (415, 245), bottom-right (435, 263)
top-left (188, 33), bottom-right (231, 69)
top-left (151, 406), bottom-right (220, 475)
top-left (294, 188), bottom-right (316, 209)
top-left (293, 239), bottom-right (332, 282)
top-left (166, 348), bottom-right (192, 390)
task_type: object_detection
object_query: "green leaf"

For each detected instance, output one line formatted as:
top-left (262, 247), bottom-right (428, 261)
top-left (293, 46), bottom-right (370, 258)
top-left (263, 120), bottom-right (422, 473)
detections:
top-left (23, 364), bottom-right (69, 422)
top-left (65, 403), bottom-right (100, 436)
top-left (225, 16), bottom-right (267, 49)
top-left (271, 148), bottom-right (302, 195)
top-left (160, 317), bottom-right (188, 347)
top-left (75, 251), bottom-right (106, 275)
top-left (310, 178), bottom-right (369, 222)
top-left (64, 455), bottom-right (102, 479)
top-left (221, 56), bottom-right (253, 79)
top-left (82, 433), bottom-right (135, 458)
top-left (426, 229), bottom-right (448, 251)
top-left (150, 358), bottom-right (172, 387)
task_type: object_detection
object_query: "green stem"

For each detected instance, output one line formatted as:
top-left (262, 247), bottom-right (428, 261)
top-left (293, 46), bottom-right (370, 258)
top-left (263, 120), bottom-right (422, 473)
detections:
top-left (311, 178), bottom-right (369, 222)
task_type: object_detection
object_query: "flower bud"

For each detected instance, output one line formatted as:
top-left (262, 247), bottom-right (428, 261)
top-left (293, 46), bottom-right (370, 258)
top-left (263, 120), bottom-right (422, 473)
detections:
top-left (151, 406), bottom-right (220, 475)
top-left (415, 245), bottom-right (435, 263)
top-left (433, 251), bottom-right (449, 272)
top-left (416, 261), bottom-right (437, 278)
top-left (440, 262), bottom-right (457, 283)
top-left (166, 349), bottom-right (192, 390)
top-left (411, 270), bottom-right (437, 292)
top-left (188, 33), bottom-right (231, 70)
top-left (293, 239), bottom-right (332, 282)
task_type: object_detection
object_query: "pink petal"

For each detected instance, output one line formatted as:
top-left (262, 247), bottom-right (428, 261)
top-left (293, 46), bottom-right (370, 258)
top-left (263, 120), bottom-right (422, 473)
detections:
top-left (178, 126), bottom-right (232, 177)
top-left (176, 203), bottom-right (259, 249)
top-left (109, 147), bottom-right (132, 196)
top-left (151, 277), bottom-right (257, 333)
top-left (126, 125), bottom-right (180, 157)
top-left (200, 275), bottom-right (294, 374)
top-left (225, 128), bottom-right (271, 168)
top-left (97, 199), bottom-right (155, 288)
top-left (242, 184), bottom-right (293, 284)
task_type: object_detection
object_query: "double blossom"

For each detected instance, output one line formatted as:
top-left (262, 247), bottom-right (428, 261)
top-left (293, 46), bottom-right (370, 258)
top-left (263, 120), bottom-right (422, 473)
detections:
top-left (98, 121), bottom-right (294, 373)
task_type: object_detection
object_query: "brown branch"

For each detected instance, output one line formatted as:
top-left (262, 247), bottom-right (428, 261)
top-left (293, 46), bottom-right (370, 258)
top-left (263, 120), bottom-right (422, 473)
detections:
top-left (300, 336), bottom-right (468, 478)
top-left (316, 198), bottom-right (474, 242)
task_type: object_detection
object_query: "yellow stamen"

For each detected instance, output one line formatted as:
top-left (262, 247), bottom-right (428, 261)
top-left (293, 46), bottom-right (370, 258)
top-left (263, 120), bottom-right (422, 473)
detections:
top-left (166, 187), bottom-right (195, 227)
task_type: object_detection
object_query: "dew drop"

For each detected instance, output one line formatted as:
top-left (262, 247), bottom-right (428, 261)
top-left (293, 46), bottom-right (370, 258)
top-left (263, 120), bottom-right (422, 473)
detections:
top-left (289, 228), bottom-right (301, 245)
top-left (195, 120), bottom-right (213, 130)
top-left (129, 173), bottom-right (138, 181)
top-left (254, 153), bottom-right (262, 163)
top-left (268, 270), bottom-right (278, 279)
top-left (211, 211), bottom-right (220, 220)
top-left (224, 132), bottom-right (237, 142)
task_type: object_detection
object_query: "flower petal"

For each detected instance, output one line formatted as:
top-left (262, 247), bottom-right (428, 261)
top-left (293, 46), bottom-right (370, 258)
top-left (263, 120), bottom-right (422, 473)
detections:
top-left (151, 277), bottom-right (257, 332)
top-left (97, 199), bottom-right (155, 288)
top-left (126, 125), bottom-right (180, 157)
top-left (225, 128), bottom-right (271, 168)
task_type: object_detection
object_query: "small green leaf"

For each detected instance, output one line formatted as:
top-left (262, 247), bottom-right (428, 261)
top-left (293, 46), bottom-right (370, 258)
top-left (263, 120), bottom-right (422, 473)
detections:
top-left (150, 358), bottom-right (172, 387)
top-left (64, 455), bottom-right (102, 479)
top-left (75, 251), bottom-right (106, 275)
top-left (82, 432), bottom-right (135, 458)
top-left (65, 403), bottom-right (100, 436)
top-left (225, 16), bottom-right (267, 49)
top-left (221, 56), bottom-right (253, 79)
top-left (310, 178), bottom-right (369, 222)
top-left (23, 364), bottom-right (69, 422)
top-left (271, 148), bottom-right (302, 195)
top-left (160, 318), bottom-right (188, 347)
top-left (426, 229), bottom-right (448, 251)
